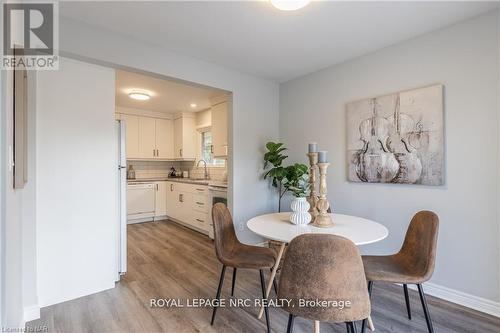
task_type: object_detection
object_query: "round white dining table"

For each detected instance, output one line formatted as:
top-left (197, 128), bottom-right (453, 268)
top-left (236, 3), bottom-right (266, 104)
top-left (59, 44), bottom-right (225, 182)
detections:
top-left (247, 212), bottom-right (389, 333)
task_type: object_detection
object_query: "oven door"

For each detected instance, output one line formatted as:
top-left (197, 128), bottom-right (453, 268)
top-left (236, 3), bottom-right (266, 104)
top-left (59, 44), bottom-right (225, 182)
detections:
top-left (208, 187), bottom-right (227, 239)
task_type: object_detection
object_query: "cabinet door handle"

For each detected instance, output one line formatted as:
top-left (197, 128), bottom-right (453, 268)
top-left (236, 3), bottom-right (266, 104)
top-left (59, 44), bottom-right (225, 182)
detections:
top-left (153, 149), bottom-right (156, 157)
top-left (179, 194), bottom-right (184, 202)
top-left (196, 218), bottom-right (204, 223)
top-left (211, 145), bottom-right (214, 154)
top-left (196, 188), bottom-right (205, 192)
top-left (156, 184), bottom-right (159, 191)
top-left (180, 149), bottom-right (183, 157)
top-left (157, 149), bottom-right (159, 156)
top-left (170, 184), bottom-right (174, 191)
top-left (196, 202), bottom-right (204, 205)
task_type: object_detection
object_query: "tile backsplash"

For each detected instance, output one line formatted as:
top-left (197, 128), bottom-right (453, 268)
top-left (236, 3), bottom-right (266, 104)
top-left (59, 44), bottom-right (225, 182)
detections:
top-left (126, 161), bottom-right (181, 179)
top-left (127, 160), bottom-right (227, 181)
top-left (181, 161), bottom-right (227, 182)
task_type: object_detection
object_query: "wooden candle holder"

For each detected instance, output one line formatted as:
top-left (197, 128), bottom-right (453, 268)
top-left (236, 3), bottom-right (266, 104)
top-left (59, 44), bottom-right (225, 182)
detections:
top-left (306, 152), bottom-right (319, 222)
top-left (312, 162), bottom-right (334, 228)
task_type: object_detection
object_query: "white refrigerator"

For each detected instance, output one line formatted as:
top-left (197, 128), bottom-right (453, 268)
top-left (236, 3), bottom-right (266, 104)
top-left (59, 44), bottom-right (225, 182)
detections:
top-left (116, 120), bottom-right (127, 277)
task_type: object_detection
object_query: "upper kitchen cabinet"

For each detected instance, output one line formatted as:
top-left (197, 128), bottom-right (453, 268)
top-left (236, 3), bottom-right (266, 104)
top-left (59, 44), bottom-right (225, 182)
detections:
top-left (138, 116), bottom-right (156, 158)
top-left (155, 118), bottom-right (174, 159)
top-left (119, 113), bottom-right (174, 160)
top-left (120, 114), bottom-right (140, 158)
top-left (139, 117), bottom-right (174, 159)
top-left (174, 114), bottom-right (196, 159)
top-left (211, 101), bottom-right (228, 158)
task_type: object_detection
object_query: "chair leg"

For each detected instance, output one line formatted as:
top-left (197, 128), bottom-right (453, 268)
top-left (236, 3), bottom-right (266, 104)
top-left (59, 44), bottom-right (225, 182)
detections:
top-left (361, 281), bottom-right (373, 333)
top-left (403, 284), bottom-right (412, 320)
top-left (210, 265), bottom-right (226, 325)
top-left (346, 322), bottom-right (357, 333)
top-left (286, 314), bottom-right (295, 333)
top-left (259, 269), bottom-right (271, 333)
top-left (417, 284), bottom-right (434, 333)
top-left (231, 268), bottom-right (237, 296)
top-left (270, 267), bottom-right (278, 295)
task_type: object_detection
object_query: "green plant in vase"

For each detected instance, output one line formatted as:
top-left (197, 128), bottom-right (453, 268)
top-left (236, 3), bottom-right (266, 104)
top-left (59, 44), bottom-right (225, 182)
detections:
top-left (263, 142), bottom-right (309, 212)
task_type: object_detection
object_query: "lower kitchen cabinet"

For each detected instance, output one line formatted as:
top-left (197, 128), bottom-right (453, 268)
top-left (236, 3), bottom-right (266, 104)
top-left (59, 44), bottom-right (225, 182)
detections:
top-left (154, 181), bottom-right (168, 218)
top-left (166, 181), bottom-right (209, 234)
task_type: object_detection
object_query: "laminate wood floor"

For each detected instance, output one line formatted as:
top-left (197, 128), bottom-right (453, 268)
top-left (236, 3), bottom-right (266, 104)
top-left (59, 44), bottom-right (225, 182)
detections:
top-left (27, 220), bottom-right (500, 333)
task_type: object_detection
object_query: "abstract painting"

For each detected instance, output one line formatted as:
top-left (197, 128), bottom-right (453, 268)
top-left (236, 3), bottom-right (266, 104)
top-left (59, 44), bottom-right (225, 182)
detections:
top-left (346, 84), bottom-right (444, 185)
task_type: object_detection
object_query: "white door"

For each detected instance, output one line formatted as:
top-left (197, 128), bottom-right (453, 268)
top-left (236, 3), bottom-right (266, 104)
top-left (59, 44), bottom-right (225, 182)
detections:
top-left (139, 117), bottom-right (156, 158)
top-left (155, 119), bottom-right (173, 159)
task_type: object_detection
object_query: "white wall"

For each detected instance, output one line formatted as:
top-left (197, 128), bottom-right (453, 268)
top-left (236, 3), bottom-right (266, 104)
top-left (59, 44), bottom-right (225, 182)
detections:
top-left (280, 11), bottom-right (500, 306)
top-left (59, 17), bottom-right (280, 244)
top-left (36, 57), bottom-right (117, 306)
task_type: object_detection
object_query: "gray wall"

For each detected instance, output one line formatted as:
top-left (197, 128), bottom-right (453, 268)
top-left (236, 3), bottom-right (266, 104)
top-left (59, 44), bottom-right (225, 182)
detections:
top-left (280, 12), bottom-right (500, 302)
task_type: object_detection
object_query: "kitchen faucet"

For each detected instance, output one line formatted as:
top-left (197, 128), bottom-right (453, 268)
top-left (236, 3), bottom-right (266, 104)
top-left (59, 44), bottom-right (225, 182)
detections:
top-left (197, 159), bottom-right (210, 180)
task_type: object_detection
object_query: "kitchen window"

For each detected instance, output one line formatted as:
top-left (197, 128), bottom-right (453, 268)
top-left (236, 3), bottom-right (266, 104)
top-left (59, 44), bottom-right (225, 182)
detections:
top-left (201, 131), bottom-right (225, 167)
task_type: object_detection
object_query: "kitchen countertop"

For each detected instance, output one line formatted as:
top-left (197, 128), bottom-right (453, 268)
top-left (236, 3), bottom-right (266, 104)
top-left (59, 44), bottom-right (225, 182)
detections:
top-left (127, 177), bottom-right (227, 188)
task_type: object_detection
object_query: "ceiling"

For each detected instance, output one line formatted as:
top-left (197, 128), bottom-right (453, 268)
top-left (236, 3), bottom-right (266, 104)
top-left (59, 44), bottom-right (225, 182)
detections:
top-left (61, 1), bottom-right (499, 83)
top-left (115, 70), bottom-right (225, 113)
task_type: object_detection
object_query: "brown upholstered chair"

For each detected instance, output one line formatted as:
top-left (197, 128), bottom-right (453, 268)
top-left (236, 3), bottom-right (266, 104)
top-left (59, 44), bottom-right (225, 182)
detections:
top-left (211, 203), bottom-right (277, 332)
top-left (361, 211), bottom-right (439, 333)
top-left (278, 234), bottom-right (371, 333)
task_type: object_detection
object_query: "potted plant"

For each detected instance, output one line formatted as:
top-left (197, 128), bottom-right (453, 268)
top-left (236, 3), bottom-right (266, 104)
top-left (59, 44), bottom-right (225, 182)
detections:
top-left (282, 164), bottom-right (311, 225)
top-left (264, 142), bottom-right (310, 223)
top-left (263, 142), bottom-right (289, 212)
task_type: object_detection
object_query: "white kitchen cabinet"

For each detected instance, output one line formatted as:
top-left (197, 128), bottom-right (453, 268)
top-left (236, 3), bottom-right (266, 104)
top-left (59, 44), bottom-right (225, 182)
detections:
top-left (119, 113), bottom-right (175, 160)
top-left (155, 118), bottom-right (174, 159)
top-left (154, 181), bottom-right (168, 218)
top-left (211, 101), bottom-right (228, 157)
top-left (166, 181), bottom-right (209, 233)
top-left (192, 210), bottom-right (209, 230)
top-left (173, 115), bottom-right (196, 159)
top-left (139, 117), bottom-right (156, 158)
top-left (166, 182), bottom-right (187, 222)
top-left (121, 114), bottom-right (140, 159)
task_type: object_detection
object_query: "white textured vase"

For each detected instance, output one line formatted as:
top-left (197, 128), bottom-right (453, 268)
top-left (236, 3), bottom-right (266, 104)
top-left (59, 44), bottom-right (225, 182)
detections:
top-left (290, 197), bottom-right (312, 225)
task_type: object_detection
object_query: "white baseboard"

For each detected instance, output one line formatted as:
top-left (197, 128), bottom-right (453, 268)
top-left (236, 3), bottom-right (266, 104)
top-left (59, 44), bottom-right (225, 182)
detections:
top-left (409, 282), bottom-right (500, 318)
top-left (23, 304), bottom-right (40, 323)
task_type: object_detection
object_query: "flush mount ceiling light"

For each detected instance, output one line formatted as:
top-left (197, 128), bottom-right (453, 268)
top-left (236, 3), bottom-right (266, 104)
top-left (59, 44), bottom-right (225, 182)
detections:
top-left (190, 103), bottom-right (197, 108)
top-left (270, 0), bottom-right (310, 11)
top-left (128, 91), bottom-right (151, 101)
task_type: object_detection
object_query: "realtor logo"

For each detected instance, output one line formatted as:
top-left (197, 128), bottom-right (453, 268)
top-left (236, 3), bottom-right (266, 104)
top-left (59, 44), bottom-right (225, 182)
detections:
top-left (2, 1), bottom-right (58, 69)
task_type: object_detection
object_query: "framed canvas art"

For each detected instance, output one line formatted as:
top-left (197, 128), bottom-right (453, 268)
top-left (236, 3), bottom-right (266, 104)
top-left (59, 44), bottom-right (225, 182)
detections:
top-left (346, 84), bottom-right (444, 185)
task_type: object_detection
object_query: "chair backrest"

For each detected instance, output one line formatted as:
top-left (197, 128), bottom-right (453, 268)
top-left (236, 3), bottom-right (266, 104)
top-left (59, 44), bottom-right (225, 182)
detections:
top-left (212, 203), bottom-right (239, 265)
top-left (278, 234), bottom-right (370, 323)
top-left (398, 210), bottom-right (439, 282)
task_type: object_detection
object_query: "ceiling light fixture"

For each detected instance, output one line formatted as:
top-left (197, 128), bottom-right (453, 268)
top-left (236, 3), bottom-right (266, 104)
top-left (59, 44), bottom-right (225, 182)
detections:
top-left (270, 0), bottom-right (310, 11)
top-left (128, 91), bottom-right (151, 101)
top-left (190, 103), bottom-right (197, 108)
